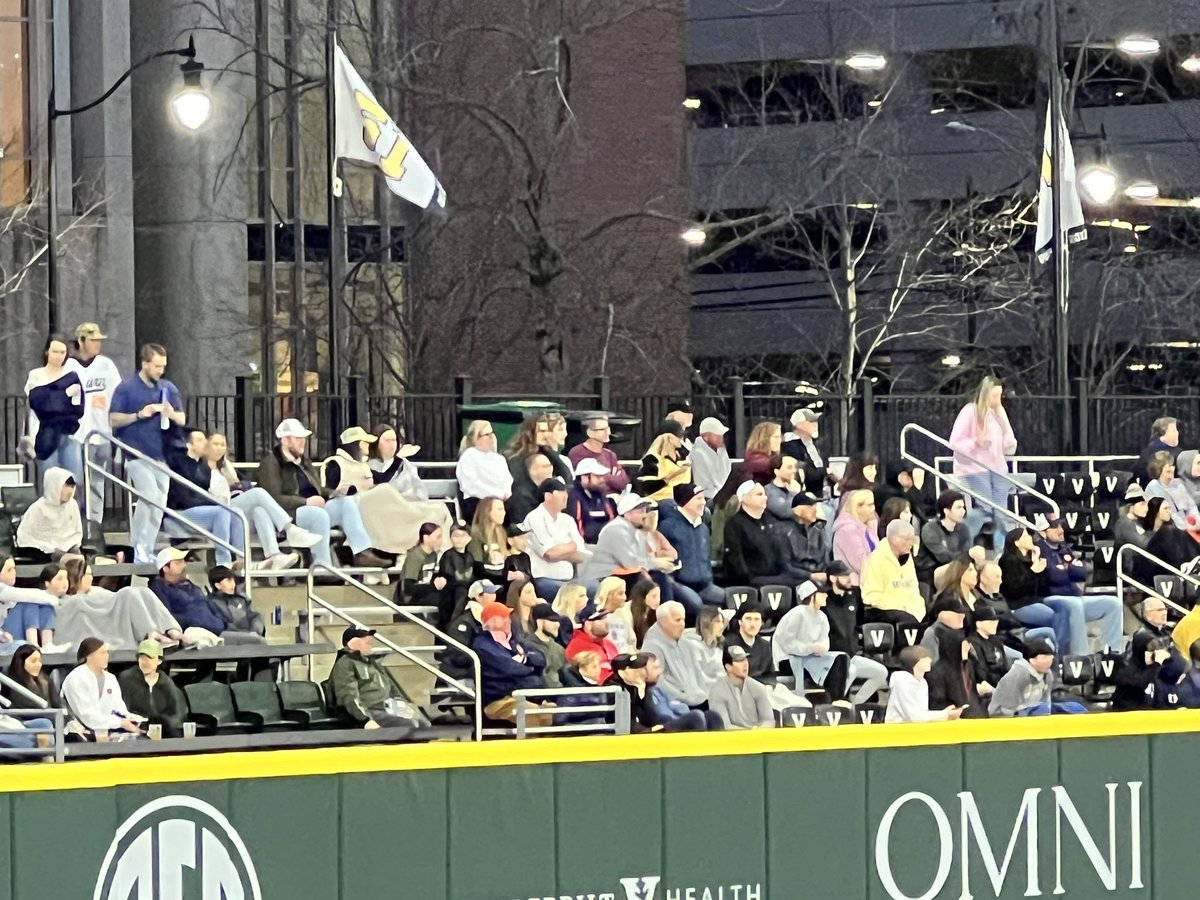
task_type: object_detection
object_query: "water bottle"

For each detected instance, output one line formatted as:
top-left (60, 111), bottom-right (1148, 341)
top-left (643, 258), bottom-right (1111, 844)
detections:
top-left (159, 386), bottom-right (170, 431)
top-left (273, 605), bottom-right (282, 626)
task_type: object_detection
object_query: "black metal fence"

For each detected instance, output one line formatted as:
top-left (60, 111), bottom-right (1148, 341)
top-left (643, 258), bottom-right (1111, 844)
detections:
top-left (0, 375), bottom-right (1191, 470)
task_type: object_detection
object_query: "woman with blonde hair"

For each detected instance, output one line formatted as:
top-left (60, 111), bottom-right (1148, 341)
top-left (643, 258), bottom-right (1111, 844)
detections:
top-left (551, 582), bottom-right (589, 645)
top-left (595, 576), bottom-right (635, 653)
top-left (638, 420), bottom-right (692, 502)
top-left (832, 489), bottom-right (878, 582)
top-left (948, 375), bottom-right (1017, 535)
top-left (456, 420), bottom-right (513, 523)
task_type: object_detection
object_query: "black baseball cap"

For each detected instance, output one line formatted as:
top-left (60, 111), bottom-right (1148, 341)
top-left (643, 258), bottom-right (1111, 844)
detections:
top-left (822, 560), bottom-right (852, 578)
top-left (342, 627), bottom-right (377, 646)
top-left (972, 603), bottom-right (999, 622)
top-left (506, 523), bottom-right (531, 538)
top-left (929, 596), bottom-right (969, 617)
top-left (660, 419), bottom-right (686, 439)
top-left (530, 602), bottom-right (558, 623)
top-left (539, 477), bottom-right (569, 496)
top-left (666, 400), bottom-right (693, 415)
top-left (612, 652), bottom-right (652, 672)
top-left (790, 491), bottom-right (820, 508)
top-left (672, 483), bottom-right (704, 506)
top-left (1023, 638), bottom-right (1056, 659)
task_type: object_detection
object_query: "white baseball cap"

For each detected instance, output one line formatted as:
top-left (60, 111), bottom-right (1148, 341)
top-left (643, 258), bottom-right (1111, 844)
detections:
top-left (698, 416), bottom-right (729, 436)
top-left (574, 457), bottom-right (609, 478)
top-left (735, 480), bottom-right (759, 501)
top-left (796, 581), bottom-right (819, 602)
top-left (616, 492), bottom-right (656, 516)
top-left (155, 546), bottom-right (188, 571)
top-left (276, 418), bottom-right (313, 439)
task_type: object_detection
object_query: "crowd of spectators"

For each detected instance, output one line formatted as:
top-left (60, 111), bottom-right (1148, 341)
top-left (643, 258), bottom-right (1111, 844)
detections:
top-left (6, 346), bottom-right (1200, 749)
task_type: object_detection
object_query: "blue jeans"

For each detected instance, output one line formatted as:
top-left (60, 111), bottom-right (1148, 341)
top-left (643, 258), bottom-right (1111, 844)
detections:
top-left (295, 499), bottom-right (372, 566)
top-left (168, 505), bottom-right (240, 565)
top-left (1044, 594), bottom-right (1124, 654)
top-left (533, 577), bottom-right (570, 602)
top-left (125, 458), bottom-right (170, 564)
top-left (231, 488), bottom-right (291, 557)
top-left (961, 470), bottom-right (1011, 549)
top-left (1018, 701), bottom-right (1089, 716)
top-left (3, 603), bottom-right (56, 641)
top-left (673, 580), bottom-right (725, 622)
top-left (1012, 602), bottom-right (1071, 653)
top-left (0, 716), bottom-right (53, 750)
top-left (37, 432), bottom-right (83, 487)
top-left (75, 439), bottom-right (112, 523)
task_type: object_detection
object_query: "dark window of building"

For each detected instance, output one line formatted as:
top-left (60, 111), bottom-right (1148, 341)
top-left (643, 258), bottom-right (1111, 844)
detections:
top-left (915, 45), bottom-right (1038, 113)
top-left (686, 62), bottom-right (880, 128)
top-left (1068, 36), bottom-right (1200, 108)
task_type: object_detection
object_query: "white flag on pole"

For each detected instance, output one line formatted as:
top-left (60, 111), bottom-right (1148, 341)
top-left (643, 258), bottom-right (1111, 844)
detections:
top-left (332, 43), bottom-right (446, 209)
top-left (1034, 102), bottom-right (1086, 263)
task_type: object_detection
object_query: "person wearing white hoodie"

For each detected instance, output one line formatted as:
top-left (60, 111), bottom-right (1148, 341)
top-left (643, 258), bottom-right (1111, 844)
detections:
top-left (773, 581), bottom-right (888, 705)
top-left (15, 467), bottom-right (83, 560)
top-left (885, 646), bottom-right (964, 723)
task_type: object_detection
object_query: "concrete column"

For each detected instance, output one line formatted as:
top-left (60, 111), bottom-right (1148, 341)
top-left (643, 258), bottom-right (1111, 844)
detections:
top-left (130, 0), bottom-right (252, 395)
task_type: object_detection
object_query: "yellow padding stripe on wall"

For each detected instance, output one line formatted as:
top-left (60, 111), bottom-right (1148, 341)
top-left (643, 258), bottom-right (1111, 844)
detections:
top-left (5, 709), bottom-right (1200, 794)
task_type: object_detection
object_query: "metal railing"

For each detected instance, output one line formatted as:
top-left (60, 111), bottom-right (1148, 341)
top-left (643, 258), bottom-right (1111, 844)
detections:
top-left (81, 429), bottom-right (254, 597)
top-left (900, 423), bottom-right (1060, 530)
top-left (512, 686), bottom-right (630, 738)
top-left (1115, 543), bottom-right (1199, 617)
top-left (305, 563), bottom-right (482, 740)
top-left (0, 689), bottom-right (67, 763)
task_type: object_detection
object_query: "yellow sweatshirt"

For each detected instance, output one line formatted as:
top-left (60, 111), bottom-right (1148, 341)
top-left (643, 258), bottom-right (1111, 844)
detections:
top-left (861, 542), bottom-right (925, 621)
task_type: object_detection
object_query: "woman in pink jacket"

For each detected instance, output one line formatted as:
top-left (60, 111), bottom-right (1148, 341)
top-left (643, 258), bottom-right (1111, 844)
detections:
top-left (948, 376), bottom-right (1017, 534)
top-left (831, 489), bottom-right (879, 583)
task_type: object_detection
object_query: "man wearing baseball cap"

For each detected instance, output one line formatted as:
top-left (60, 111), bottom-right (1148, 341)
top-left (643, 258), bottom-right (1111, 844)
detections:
top-left (525, 603), bottom-right (568, 688)
top-left (330, 627), bottom-right (426, 729)
top-left (524, 476), bottom-right (590, 601)
top-left (781, 407), bottom-right (827, 494)
top-left (565, 605), bottom-right (620, 683)
top-left (690, 416), bottom-right (732, 501)
top-left (1032, 512), bottom-right (1124, 656)
top-left (257, 417), bottom-right (390, 573)
top-left (64, 322), bottom-right (122, 523)
top-left (566, 457), bottom-right (617, 543)
top-left (988, 637), bottom-right (1087, 717)
top-left (665, 400), bottom-right (694, 458)
top-left (147, 547), bottom-right (230, 637)
top-left (580, 492), bottom-right (679, 609)
top-left (707, 645), bottom-right (775, 730)
top-left (471, 600), bottom-right (548, 722)
top-left (438, 580), bottom-right (500, 683)
top-left (117, 639), bottom-right (187, 738)
top-left (657, 482), bottom-right (724, 612)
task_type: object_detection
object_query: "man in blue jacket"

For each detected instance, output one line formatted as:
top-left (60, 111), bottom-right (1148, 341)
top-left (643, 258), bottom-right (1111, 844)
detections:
top-left (1033, 513), bottom-right (1124, 655)
top-left (471, 601), bottom-right (547, 722)
top-left (657, 483), bottom-right (724, 610)
top-left (147, 547), bottom-right (230, 636)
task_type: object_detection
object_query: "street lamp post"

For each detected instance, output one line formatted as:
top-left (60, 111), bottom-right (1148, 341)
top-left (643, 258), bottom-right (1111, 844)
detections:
top-left (46, 35), bottom-right (209, 333)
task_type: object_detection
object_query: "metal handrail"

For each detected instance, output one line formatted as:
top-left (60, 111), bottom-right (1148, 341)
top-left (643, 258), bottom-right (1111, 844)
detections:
top-left (82, 429), bottom-right (254, 596)
top-left (513, 686), bottom-right (630, 738)
top-left (0, 671), bottom-right (48, 708)
top-left (306, 563), bottom-right (482, 740)
top-left (1115, 543), bottom-right (1199, 616)
top-left (0, 706), bottom-right (67, 762)
top-left (900, 423), bottom-right (1060, 524)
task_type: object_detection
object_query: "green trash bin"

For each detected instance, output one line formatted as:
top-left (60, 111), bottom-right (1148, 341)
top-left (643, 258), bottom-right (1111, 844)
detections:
top-left (458, 401), bottom-right (564, 451)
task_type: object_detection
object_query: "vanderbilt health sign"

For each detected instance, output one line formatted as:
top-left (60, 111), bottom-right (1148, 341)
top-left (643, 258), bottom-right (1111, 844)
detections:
top-left (0, 724), bottom-right (1195, 898)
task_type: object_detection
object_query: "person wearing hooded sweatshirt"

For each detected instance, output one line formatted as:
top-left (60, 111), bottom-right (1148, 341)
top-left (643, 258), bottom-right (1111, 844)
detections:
top-left (988, 639), bottom-right (1086, 716)
top-left (1175, 449), bottom-right (1200, 507)
top-left (925, 628), bottom-right (988, 718)
top-left (15, 467), bottom-right (83, 560)
top-left (1113, 628), bottom-right (1186, 711)
top-left (966, 604), bottom-right (1011, 690)
top-left (885, 646), bottom-right (963, 723)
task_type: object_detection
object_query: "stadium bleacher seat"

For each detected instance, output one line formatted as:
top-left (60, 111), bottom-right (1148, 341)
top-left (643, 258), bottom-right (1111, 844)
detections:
top-left (813, 703), bottom-right (849, 726)
top-left (757, 583), bottom-right (792, 629)
top-left (854, 702), bottom-right (886, 724)
top-left (231, 682), bottom-right (301, 732)
top-left (184, 682), bottom-right (259, 735)
top-left (861, 622), bottom-right (895, 658)
top-left (724, 586), bottom-right (757, 611)
top-left (777, 706), bottom-right (816, 727)
top-left (278, 681), bottom-right (348, 730)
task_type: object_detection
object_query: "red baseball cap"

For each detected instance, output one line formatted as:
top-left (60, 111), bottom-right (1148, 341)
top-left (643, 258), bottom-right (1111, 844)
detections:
top-left (480, 602), bottom-right (514, 623)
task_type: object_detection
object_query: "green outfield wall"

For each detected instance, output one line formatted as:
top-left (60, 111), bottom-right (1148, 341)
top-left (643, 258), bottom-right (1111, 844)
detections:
top-left (3, 710), bottom-right (1198, 900)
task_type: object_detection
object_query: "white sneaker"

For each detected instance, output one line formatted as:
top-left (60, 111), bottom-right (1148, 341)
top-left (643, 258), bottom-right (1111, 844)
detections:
top-left (362, 572), bottom-right (386, 586)
top-left (284, 523), bottom-right (322, 549)
top-left (251, 552), bottom-right (300, 574)
top-left (40, 642), bottom-right (73, 655)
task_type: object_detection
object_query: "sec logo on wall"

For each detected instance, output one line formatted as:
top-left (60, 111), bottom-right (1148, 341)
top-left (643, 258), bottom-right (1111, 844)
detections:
top-left (94, 795), bottom-right (262, 900)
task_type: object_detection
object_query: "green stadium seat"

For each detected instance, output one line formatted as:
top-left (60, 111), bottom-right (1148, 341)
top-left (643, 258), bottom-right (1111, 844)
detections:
top-left (278, 680), bottom-right (349, 729)
top-left (184, 682), bottom-right (258, 735)
top-left (230, 681), bottom-right (302, 732)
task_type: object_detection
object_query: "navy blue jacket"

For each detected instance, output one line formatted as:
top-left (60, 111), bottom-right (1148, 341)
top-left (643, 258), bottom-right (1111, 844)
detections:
top-left (471, 631), bottom-right (546, 706)
top-left (657, 500), bottom-right (714, 590)
top-left (149, 575), bottom-right (229, 634)
top-left (566, 485), bottom-right (616, 544)
top-left (1035, 538), bottom-right (1087, 597)
top-left (28, 373), bottom-right (84, 459)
